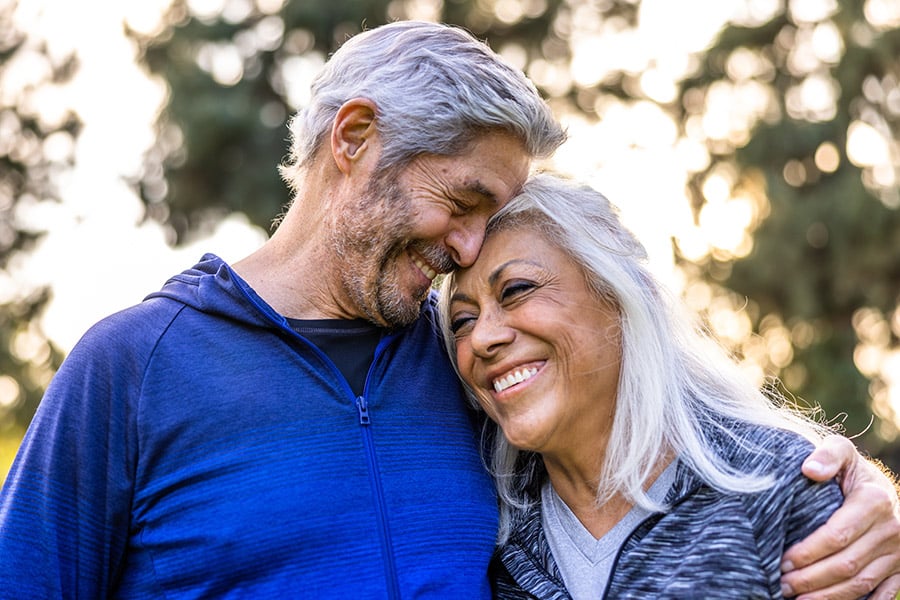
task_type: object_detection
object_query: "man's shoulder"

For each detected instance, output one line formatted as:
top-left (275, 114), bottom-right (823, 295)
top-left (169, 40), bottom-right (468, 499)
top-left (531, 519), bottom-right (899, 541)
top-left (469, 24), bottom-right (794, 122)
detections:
top-left (64, 296), bottom-right (188, 369)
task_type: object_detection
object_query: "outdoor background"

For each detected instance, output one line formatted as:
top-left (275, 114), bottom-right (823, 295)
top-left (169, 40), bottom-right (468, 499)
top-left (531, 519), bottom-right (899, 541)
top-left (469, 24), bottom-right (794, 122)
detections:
top-left (1, 0), bottom-right (899, 481)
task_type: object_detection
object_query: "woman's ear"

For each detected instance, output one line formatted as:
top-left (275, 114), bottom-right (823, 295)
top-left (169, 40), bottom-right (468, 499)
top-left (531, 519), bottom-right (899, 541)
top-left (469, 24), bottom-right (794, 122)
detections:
top-left (331, 98), bottom-right (379, 174)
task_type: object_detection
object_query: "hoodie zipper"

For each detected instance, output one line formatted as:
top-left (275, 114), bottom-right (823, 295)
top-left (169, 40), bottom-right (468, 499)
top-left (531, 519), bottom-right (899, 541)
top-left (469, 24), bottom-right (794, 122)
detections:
top-left (231, 272), bottom-right (402, 597)
top-left (358, 333), bottom-right (403, 598)
top-left (356, 393), bottom-right (401, 599)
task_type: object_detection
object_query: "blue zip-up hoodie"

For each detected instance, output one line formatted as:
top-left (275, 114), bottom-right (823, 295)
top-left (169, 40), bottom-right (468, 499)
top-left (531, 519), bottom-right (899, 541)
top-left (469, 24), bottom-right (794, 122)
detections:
top-left (0, 254), bottom-right (498, 599)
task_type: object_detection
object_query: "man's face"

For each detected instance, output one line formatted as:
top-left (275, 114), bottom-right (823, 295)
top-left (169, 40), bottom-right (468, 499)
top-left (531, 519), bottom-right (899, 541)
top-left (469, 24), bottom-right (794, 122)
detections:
top-left (330, 131), bottom-right (530, 328)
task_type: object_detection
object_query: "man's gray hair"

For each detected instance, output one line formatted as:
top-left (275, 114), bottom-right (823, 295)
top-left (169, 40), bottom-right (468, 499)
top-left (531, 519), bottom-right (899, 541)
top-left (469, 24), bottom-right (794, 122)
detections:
top-left (280, 20), bottom-right (565, 191)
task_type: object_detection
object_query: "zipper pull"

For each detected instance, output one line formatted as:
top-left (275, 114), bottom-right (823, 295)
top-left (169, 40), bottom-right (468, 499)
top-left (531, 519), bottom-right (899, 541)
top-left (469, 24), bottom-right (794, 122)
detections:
top-left (356, 396), bottom-right (371, 425)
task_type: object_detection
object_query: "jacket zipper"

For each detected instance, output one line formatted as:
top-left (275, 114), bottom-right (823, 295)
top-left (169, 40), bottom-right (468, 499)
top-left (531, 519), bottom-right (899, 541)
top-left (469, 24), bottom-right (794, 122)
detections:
top-left (598, 512), bottom-right (660, 599)
top-left (599, 478), bottom-right (698, 599)
top-left (357, 332), bottom-right (402, 599)
top-left (355, 394), bottom-right (399, 598)
top-left (233, 276), bottom-right (403, 597)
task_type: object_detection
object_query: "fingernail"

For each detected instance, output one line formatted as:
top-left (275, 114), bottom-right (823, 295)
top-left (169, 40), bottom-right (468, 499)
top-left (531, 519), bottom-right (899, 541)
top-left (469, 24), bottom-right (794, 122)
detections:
top-left (804, 460), bottom-right (825, 476)
top-left (781, 560), bottom-right (794, 573)
top-left (781, 582), bottom-right (793, 597)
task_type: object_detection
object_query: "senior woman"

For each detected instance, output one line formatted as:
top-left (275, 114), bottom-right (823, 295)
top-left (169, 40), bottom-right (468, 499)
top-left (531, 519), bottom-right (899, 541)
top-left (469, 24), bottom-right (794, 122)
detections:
top-left (439, 174), bottom-right (896, 599)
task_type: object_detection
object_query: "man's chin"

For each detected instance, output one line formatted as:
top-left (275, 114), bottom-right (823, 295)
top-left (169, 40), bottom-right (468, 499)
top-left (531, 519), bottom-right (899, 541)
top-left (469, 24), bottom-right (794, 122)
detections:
top-left (377, 291), bottom-right (428, 329)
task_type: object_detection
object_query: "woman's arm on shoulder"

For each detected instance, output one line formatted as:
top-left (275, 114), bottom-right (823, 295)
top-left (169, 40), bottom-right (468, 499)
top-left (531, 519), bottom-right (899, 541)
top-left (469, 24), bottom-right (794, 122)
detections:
top-left (780, 434), bottom-right (900, 600)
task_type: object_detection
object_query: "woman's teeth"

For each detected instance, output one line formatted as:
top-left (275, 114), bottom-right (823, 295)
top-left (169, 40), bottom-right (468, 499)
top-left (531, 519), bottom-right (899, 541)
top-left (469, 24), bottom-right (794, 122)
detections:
top-left (493, 367), bottom-right (538, 393)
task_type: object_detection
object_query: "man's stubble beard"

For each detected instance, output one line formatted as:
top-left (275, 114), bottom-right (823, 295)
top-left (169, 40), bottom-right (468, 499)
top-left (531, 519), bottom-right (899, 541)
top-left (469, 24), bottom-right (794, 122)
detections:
top-left (329, 173), bottom-right (430, 329)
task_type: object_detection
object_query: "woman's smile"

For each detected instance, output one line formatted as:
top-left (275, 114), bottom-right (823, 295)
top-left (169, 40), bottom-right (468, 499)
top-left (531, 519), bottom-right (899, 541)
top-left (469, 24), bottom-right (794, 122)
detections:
top-left (449, 226), bottom-right (621, 459)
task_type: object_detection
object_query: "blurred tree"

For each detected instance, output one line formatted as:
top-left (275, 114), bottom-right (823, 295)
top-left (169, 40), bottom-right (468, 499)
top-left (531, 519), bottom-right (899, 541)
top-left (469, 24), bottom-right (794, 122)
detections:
top-left (675, 0), bottom-right (900, 461)
top-left (1, 0), bottom-right (896, 477)
top-left (0, 1), bottom-right (75, 455)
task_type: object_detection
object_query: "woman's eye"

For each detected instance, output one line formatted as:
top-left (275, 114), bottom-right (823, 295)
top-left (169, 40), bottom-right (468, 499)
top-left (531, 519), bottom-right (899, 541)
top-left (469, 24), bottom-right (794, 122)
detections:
top-left (449, 315), bottom-right (475, 335)
top-left (500, 281), bottom-right (535, 300)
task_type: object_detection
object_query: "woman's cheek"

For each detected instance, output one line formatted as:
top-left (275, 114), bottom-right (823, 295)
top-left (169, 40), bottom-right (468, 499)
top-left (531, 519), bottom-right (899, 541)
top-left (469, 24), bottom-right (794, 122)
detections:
top-left (456, 344), bottom-right (474, 382)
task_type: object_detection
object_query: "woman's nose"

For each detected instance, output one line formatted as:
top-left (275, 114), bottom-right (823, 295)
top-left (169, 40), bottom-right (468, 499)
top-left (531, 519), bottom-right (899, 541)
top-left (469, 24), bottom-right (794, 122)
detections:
top-left (469, 310), bottom-right (514, 358)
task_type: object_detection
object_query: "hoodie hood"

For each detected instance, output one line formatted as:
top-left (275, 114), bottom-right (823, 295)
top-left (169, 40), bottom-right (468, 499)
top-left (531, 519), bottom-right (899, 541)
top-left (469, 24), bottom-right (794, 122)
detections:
top-left (144, 253), bottom-right (289, 331)
top-left (144, 253), bottom-right (438, 333)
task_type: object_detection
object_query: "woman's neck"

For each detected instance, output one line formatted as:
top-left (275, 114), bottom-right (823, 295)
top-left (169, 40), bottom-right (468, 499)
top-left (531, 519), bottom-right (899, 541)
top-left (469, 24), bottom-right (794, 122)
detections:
top-left (543, 454), bottom-right (673, 540)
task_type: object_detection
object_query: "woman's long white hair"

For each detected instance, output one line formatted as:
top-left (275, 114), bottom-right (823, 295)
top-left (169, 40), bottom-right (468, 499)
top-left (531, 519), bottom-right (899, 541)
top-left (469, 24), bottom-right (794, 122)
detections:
top-left (438, 173), bottom-right (832, 543)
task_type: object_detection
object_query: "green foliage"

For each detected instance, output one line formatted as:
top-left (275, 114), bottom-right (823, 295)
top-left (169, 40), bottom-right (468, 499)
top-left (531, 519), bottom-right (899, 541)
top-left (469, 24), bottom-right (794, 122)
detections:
top-left (0, 4), bottom-right (73, 439)
top-left (2, 0), bottom-right (898, 473)
top-left (677, 2), bottom-right (900, 456)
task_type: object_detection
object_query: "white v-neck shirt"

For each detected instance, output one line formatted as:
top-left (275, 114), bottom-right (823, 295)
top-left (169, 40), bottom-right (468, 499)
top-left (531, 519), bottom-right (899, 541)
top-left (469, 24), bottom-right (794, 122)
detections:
top-left (541, 463), bottom-right (677, 599)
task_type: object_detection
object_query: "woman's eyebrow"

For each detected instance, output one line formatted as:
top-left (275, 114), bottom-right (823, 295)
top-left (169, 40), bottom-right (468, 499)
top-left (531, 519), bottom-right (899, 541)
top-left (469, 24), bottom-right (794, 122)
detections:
top-left (450, 259), bottom-right (546, 304)
top-left (488, 259), bottom-right (543, 286)
top-left (449, 290), bottom-right (475, 305)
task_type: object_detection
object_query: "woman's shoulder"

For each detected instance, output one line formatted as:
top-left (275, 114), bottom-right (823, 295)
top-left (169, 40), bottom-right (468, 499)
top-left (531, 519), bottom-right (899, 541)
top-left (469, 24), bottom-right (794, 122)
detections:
top-left (711, 419), bottom-right (821, 476)
top-left (702, 421), bottom-right (843, 529)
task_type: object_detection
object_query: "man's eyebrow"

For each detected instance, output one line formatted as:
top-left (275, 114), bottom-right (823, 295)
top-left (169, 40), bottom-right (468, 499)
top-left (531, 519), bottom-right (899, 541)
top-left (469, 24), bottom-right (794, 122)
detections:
top-left (465, 181), bottom-right (498, 205)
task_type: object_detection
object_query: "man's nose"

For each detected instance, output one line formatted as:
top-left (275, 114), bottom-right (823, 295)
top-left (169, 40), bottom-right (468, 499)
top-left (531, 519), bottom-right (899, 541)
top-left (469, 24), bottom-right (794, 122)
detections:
top-left (447, 222), bottom-right (485, 268)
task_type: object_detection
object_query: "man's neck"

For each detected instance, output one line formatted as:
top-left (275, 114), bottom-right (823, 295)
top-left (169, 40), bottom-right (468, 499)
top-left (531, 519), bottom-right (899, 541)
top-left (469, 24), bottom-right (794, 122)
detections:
top-left (232, 207), bottom-right (349, 320)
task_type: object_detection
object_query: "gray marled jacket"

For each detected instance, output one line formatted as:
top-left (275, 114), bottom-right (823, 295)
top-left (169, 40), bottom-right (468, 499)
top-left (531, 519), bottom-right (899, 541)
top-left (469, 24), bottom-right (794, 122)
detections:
top-left (491, 426), bottom-right (851, 599)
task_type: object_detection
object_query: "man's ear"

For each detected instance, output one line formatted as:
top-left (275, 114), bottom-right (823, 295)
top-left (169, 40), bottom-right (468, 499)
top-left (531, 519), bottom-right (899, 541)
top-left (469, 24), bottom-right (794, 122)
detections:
top-left (331, 98), bottom-right (379, 175)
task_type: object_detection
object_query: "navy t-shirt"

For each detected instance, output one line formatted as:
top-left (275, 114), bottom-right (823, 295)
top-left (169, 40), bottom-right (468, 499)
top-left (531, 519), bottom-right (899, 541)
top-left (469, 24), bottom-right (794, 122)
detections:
top-left (287, 318), bottom-right (383, 396)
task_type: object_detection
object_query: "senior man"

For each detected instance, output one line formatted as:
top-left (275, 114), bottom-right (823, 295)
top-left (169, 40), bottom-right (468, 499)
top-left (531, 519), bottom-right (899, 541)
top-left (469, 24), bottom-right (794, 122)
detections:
top-left (1, 20), bottom-right (898, 599)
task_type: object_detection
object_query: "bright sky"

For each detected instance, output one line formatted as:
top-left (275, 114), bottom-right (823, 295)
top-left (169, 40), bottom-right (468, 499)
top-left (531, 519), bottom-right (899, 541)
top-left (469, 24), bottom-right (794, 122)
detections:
top-left (4, 0), bottom-right (900, 432)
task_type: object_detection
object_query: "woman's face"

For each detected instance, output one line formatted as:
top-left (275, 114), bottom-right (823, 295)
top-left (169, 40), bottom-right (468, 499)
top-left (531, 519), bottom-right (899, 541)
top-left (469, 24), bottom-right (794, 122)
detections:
top-left (447, 226), bottom-right (622, 463)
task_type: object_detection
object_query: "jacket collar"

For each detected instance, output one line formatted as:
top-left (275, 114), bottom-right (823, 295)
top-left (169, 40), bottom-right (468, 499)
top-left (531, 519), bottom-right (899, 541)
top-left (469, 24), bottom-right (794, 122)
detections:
top-left (496, 459), bottom-right (705, 598)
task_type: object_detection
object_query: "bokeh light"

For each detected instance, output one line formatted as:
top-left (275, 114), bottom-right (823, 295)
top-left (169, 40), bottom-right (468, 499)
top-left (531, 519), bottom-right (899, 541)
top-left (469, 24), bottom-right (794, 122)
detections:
top-left (2, 0), bottom-right (899, 480)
